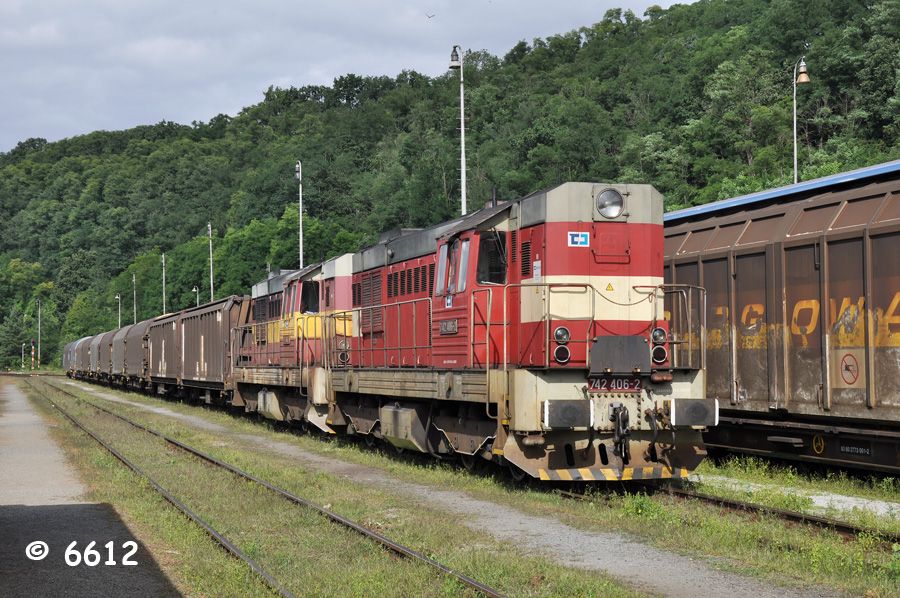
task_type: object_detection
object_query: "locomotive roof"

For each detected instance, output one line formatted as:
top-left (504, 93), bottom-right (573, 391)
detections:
top-left (353, 181), bottom-right (658, 273)
top-left (664, 158), bottom-right (900, 224)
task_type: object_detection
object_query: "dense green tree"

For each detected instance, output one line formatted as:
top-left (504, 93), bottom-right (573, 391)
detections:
top-left (0, 0), bottom-right (896, 365)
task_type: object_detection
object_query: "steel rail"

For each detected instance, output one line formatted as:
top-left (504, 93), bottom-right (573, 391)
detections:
top-left (26, 380), bottom-right (295, 598)
top-left (557, 483), bottom-right (899, 546)
top-left (39, 379), bottom-right (504, 598)
top-left (651, 484), bottom-right (900, 545)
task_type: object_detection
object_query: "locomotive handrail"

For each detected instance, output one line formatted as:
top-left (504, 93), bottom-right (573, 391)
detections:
top-left (635, 283), bottom-right (707, 370)
top-left (469, 288), bottom-right (495, 419)
top-left (322, 297), bottom-right (433, 369)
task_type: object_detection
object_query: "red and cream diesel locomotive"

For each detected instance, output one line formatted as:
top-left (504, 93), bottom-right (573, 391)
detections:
top-left (67, 181), bottom-right (718, 482)
top-left (231, 182), bottom-right (718, 481)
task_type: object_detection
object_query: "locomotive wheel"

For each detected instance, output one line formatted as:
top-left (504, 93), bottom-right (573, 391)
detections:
top-left (507, 463), bottom-right (528, 482)
top-left (460, 454), bottom-right (480, 473)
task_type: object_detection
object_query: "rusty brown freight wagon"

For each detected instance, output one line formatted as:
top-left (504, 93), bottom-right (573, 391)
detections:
top-left (97, 329), bottom-right (117, 379)
top-left (664, 160), bottom-right (900, 473)
top-left (148, 313), bottom-right (180, 391)
top-left (125, 319), bottom-right (153, 385)
top-left (74, 336), bottom-right (92, 374)
top-left (180, 295), bottom-right (249, 402)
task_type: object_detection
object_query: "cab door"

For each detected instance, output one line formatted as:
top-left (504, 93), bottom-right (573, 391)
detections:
top-left (432, 234), bottom-right (472, 369)
top-left (471, 230), bottom-right (509, 368)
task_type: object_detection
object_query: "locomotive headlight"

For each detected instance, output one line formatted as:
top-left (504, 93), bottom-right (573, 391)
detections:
top-left (553, 326), bottom-right (571, 344)
top-left (651, 327), bottom-right (667, 344)
top-left (651, 345), bottom-right (668, 364)
top-left (553, 344), bottom-right (571, 364)
top-left (596, 188), bottom-right (624, 219)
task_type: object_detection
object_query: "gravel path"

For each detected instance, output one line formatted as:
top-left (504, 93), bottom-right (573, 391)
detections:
top-left (65, 380), bottom-right (843, 598)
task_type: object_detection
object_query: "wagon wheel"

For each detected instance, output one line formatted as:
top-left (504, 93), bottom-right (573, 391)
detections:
top-left (507, 462), bottom-right (528, 483)
top-left (364, 433), bottom-right (377, 448)
top-left (459, 454), bottom-right (479, 473)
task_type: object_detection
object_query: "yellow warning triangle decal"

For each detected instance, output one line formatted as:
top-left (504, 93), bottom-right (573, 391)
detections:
top-left (605, 283), bottom-right (614, 291)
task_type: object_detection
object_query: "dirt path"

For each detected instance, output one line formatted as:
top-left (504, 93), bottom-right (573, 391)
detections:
top-left (64, 380), bottom-right (843, 598)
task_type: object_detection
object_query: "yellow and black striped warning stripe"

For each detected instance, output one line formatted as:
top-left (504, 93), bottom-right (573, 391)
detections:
top-left (537, 465), bottom-right (690, 482)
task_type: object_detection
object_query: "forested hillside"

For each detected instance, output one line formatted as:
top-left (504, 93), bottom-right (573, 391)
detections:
top-left (1, 0), bottom-right (897, 367)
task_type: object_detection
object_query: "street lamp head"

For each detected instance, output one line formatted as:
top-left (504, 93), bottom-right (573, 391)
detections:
top-left (449, 46), bottom-right (461, 69)
top-left (115, 293), bottom-right (120, 300)
top-left (192, 286), bottom-right (198, 292)
top-left (294, 160), bottom-right (302, 182)
top-left (796, 59), bottom-right (810, 84)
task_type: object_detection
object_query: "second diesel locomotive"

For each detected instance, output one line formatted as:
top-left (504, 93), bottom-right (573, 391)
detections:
top-left (65, 182), bottom-right (719, 482)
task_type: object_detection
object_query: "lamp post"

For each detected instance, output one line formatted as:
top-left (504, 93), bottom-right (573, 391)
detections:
top-left (793, 56), bottom-right (810, 184)
top-left (21, 342), bottom-right (25, 370)
top-left (295, 161), bottom-right (304, 269)
top-left (208, 222), bottom-right (215, 302)
top-left (36, 298), bottom-right (40, 368)
top-left (161, 253), bottom-right (167, 313)
top-left (132, 272), bottom-right (137, 324)
top-left (115, 293), bottom-right (121, 328)
top-left (449, 45), bottom-right (467, 216)
top-left (192, 286), bottom-right (200, 307)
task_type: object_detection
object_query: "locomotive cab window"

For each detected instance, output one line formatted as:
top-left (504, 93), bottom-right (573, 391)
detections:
top-left (477, 231), bottom-right (507, 285)
top-left (445, 238), bottom-right (470, 294)
top-left (435, 244), bottom-right (448, 296)
top-left (300, 281), bottom-right (320, 313)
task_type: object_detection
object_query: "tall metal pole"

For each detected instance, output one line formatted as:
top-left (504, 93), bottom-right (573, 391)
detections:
top-left (208, 222), bottom-right (215, 301)
top-left (792, 56), bottom-right (809, 185)
top-left (132, 272), bottom-right (137, 324)
top-left (458, 49), bottom-right (467, 215)
top-left (116, 294), bottom-right (121, 328)
top-left (192, 286), bottom-right (199, 307)
top-left (295, 161), bottom-right (304, 269)
top-left (21, 343), bottom-right (24, 370)
top-left (36, 298), bottom-right (40, 368)
top-left (162, 252), bottom-right (167, 313)
top-left (449, 45), bottom-right (467, 215)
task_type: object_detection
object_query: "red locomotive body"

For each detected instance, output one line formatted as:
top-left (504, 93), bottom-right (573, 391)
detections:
top-left (232, 182), bottom-right (718, 481)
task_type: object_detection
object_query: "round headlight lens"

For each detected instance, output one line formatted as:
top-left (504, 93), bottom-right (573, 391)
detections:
top-left (554, 326), bottom-right (571, 344)
top-left (596, 188), bottom-right (624, 219)
top-left (651, 327), bottom-right (667, 344)
top-left (651, 345), bottom-right (668, 364)
top-left (553, 344), bottom-right (571, 364)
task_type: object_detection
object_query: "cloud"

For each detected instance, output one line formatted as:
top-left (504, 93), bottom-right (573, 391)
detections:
top-left (0, 0), bottom-right (679, 152)
top-left (0, 20), bottom-right (63, 47)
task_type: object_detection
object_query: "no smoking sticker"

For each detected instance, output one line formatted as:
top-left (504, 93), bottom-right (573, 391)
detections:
top-left (831, 349), bottom-right (865, 389)
top-left (840, 353), bottom-right (859, 385)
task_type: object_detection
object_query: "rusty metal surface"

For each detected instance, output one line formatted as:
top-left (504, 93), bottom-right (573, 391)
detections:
top-left (180, 296), bottom-right (249, 387)
top-left (97, 330), bottom-right (117, 376)
top-left (111, 324), bottom-right (133, 376)
top-left (148, 314), bottom-right (180, 382)
top-left (664, 177), bottom-right (900, 427)
top-left (124, 320), bottom-right (153, 379)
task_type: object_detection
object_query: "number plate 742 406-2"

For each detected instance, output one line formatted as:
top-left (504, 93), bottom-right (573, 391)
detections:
top-left (587, 376), bottom-right (642, 393)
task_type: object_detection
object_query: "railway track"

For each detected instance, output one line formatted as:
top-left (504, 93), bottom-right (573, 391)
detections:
top-left (30, 378), bottom-right (504, 598)
top-left (557, 484), bottom-right (900, 547)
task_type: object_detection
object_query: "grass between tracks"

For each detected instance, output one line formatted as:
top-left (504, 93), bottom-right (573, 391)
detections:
top-left (26, 379), bottom-right (637, 598)
top-left (50, 379), bottom-right (900, 597)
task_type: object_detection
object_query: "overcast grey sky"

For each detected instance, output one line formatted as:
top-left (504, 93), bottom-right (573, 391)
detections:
top-left (0, 1), bottom-right (676, 152)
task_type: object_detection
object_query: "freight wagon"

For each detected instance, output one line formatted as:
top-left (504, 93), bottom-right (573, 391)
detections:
top-left (664, 159), bottom-right (900, 473)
